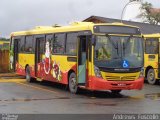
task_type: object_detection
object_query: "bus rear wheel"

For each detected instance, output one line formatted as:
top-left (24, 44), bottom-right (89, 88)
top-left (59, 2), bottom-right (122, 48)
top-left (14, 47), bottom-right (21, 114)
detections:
top-left (111, 90), bottom-right (122, 94)
top-left (69, 72), bottom-right (78, 94)
top-left (147, 69), bottom-right (157, 85)
top-left (25, 66), bottom-right (32, 82)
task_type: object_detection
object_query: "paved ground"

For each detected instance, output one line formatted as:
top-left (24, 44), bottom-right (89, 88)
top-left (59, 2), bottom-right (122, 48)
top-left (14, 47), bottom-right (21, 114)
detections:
top-left (0, 73), bottom-right (160, 114)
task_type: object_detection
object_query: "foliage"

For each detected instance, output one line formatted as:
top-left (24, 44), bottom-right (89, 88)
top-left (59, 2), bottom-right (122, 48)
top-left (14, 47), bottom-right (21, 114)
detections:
top-left (140, 2), bottom-right (160, 25)
top-left (0, 37), bottom-right (9, 41)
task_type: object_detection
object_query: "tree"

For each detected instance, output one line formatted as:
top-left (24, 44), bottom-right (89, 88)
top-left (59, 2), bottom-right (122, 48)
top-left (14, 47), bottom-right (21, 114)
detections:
top-left (0, 37), bottom-right (9, 41)
top-left (140, 2), bottom-right (160, 25)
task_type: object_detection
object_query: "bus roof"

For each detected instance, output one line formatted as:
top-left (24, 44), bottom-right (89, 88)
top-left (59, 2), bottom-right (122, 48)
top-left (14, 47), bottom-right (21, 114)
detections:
top-left (11, 22), bottom-right (140, 37)
top-left (143, 33), bottom-right (160, 38)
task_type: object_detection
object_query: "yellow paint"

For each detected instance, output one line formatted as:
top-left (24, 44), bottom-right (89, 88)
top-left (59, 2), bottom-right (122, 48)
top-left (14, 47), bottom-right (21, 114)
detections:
top-left (101, 72), bottom-right (140, 81)
top-left (0, 78), bottom-right (58, 94)
top-left (0, 41), bottom-right (9, 45)
top-left (143, 33), bottom-right (160, 79)
top-left (16, 82), bottom-right (58, 94)
top-left (0, 79), bottom-right (25, 83)
top-left (11, 22), bottom-right (140, 37)
top-left (18, 54), bottom-right (35, 69)
top-left (10, 22), bottom-right (142, 83)
top-left (51, 55), bottom-right (76, 72)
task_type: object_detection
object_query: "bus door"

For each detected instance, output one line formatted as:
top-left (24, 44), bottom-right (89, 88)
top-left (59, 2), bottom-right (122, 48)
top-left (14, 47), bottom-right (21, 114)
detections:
top-left (13, 38), bottom-right (19, 71)
top-left (77, 35), bottom-right (91, 86)
top-left (35, 35), bottom-right (45, 78)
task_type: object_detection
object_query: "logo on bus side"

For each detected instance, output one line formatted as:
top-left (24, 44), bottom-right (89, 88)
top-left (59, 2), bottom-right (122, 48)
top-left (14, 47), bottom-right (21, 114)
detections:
top-left (52, 61), bottom-right (62, 81)
top-left (43, 40), bottom-right (62, 81)
top-left (43, 40), bottom-right (51, 75)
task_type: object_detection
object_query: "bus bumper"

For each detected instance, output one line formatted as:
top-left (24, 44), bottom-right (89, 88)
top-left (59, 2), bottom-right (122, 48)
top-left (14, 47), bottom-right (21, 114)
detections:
top-left (89, 76), bottom-right (144, 91)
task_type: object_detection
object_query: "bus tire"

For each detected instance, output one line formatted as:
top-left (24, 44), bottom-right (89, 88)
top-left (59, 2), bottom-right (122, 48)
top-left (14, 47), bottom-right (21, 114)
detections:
top-left (25, 66), bottom-right (32, 82)
top-left (69, 72), bottom-right (78, 94)
top-left (111, 90), bottom-right (121, 94)
top-left (147, 69), bottom-right (157, 85)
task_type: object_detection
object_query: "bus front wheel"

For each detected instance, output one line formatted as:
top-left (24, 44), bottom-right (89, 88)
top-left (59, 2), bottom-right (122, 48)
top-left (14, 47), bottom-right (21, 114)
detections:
top-left (147, 69), bottom-right (157, 85)
top-left (25, 66), bottom-right (32, 82)
top-left (69, 72), bottom-right (78, 94)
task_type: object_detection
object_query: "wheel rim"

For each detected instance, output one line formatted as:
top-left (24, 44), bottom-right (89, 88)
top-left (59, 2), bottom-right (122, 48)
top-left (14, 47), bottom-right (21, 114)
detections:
top-left (70, 77), bottom-right (76, 91)
top-left (69, 73), bottom-right (77, 93)
top-left (26, 67), bottom-right (30, 82)
top-left (26, 73), bottom-right (30, 80)
top-left (148, 71), bottom-right (155, 82)
top-left (147, 69), bottom-right (157, 85)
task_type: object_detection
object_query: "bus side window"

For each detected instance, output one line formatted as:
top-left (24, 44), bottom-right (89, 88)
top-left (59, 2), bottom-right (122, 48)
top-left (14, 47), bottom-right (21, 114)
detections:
top-left (66, 33), bottom-right (78, 55)
top-left (145, 38), bottom-right (158, 54)
top-left (40, 38), bottom-right (45, 54)
top-left (19, 36), bottom-right (25, 52)
top-left (53, 33), bottom-right (65, 54)
top-left (46, 34), bottom-right (53, 54)
top-left (25, 36), bottom-right (34, 53)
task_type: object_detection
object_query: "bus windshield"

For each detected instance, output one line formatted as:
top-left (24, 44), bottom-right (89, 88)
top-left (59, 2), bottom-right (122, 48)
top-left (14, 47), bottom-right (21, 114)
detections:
top-left (94, 35), bottom-right (143, 69)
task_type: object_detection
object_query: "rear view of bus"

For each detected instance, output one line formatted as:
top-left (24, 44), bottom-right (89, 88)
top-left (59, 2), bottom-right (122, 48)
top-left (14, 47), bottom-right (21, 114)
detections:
top-left (89, 23), bottom-right (144, 93)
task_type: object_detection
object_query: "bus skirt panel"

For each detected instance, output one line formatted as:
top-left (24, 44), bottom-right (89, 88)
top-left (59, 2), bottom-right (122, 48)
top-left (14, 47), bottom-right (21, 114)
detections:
top-left (88, 76), bottom-right (144, 91)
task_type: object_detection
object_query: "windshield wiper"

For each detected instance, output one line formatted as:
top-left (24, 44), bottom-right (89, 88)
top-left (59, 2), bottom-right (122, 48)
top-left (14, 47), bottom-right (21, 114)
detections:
top-left (106, 34), bottom-right (119, 56)
top-left (122, 35), bottom-right (133, 57)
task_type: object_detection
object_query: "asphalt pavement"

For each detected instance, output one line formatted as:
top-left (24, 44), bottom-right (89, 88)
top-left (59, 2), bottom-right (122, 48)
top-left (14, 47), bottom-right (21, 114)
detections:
top-left (0, 73), bottom-right (160, 115)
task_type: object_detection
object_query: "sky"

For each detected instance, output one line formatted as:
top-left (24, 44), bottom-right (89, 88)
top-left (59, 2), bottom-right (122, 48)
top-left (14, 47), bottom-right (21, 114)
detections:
top-left (0, 0), bottom-right (160, 38)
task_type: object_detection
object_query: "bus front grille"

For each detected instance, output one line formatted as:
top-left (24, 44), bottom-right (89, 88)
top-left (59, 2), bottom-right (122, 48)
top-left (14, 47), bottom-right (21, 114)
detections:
top-left (105, 76), bottom-right (136, 81)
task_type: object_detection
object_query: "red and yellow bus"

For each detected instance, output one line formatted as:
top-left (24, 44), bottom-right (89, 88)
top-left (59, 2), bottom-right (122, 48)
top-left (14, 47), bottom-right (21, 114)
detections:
top-left (10, 22), bottom-right (144, 94)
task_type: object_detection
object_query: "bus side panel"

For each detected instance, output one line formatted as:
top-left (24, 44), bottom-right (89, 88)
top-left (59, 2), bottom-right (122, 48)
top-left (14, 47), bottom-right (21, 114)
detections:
top-left (36, 55), bottom-right (77, 85)
top-left (16, 54), bottom-right (35, 77)
top-left (144, 54), bottom-right (159, 79)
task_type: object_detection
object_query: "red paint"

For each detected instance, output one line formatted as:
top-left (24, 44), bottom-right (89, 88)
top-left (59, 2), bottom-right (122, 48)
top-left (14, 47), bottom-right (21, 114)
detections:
top-left (71, 64), bottom-right (77, 73)
top-left (87, 76), bottom-right (144, 91)
top-left (16, 62), bottom-right (144, 91)
top-left (16, 63), bottom-right (25, 75)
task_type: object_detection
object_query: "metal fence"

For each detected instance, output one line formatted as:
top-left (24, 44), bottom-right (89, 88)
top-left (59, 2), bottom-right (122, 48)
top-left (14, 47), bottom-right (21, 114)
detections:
top-left (0, 50), bottom-right (9, 73)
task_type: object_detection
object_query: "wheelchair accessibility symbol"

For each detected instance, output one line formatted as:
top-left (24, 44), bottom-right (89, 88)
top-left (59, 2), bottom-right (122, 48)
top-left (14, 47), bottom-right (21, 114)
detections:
top-left (122, 60), bottom-right (129, 68)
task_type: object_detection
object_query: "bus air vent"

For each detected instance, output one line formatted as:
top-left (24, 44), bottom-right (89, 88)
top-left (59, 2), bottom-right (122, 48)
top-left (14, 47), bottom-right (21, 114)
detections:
top-left (106, 76), bottom-right (136, 81)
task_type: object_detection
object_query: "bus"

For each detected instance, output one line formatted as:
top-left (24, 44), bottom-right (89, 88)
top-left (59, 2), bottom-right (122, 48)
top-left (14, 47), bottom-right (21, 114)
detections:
top-left (10, 22), bottom-right (144, 94)
top-left (0, 40), bottom-right (9, 50)
top-left (144, 33), bottom-right (160, 85)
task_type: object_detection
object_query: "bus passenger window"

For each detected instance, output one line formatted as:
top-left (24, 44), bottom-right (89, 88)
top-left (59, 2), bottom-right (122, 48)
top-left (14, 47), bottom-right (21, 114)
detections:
top-left (53, 33), bottom-right (65, 54)
top-left (66, 33), bottom-right (78, 55)
top-left (25, 36), bottom-right (34, 53)
top-left (46, 34), bottom-right (53, 54)
top-left (19, 36), bottom-right (25, 52)
top-left (39, 38), bottom-right (45, 54)
top-left (145, 38), bottom-right (158, 54)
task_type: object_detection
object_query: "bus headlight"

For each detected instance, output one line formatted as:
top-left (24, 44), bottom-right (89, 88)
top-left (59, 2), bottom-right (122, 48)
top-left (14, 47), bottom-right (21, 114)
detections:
top-left (139, 67), bottom-right (144, 78)
top-left (94, 66), bottom-right (102, 78)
